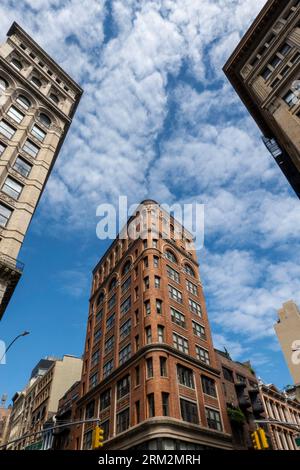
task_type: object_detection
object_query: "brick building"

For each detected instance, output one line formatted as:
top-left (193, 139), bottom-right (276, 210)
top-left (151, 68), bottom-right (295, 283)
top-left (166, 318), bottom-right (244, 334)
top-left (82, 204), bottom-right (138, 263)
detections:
top-left (74, 200), bottom-right (232, 450)
top-left (224, 0), bottom-right (300, 198)
top-left (52, 381), bottom-right (81, 450)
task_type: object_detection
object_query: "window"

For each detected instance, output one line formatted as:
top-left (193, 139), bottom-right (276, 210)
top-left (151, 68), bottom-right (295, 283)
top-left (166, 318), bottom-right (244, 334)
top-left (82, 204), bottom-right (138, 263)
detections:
top-left (0, 120), bottom-right (16, 139)
top-left (135, 334), bottom-right (139, 351)
top-left (152, 239), bottom-right (158, 248)
top-left (15, 95), bottom-right (31, 110)
top-left (186, 279), bottom-right (198, 295)
top-left (135, 401), bottom-right (140, 424)
top-left (236, 374), bottom-right (247, 384)
top-left (283, 90), bottom-right (298, 107)
top-left (108, 293), bottom-right (116, 310)
top-left (83, 430), bottom-right (93, 450)
top-left (49, 93), bottom-right (59, 104)
top-left (173, 333), bottom-right (189, 354)
top-left (154, 276), bottom-right (160, 288)
top-left (168, 285), bottom-right (182, 303)
top-left (192, 321), bottom-right (206, 340)
top-left (180, 399), bottom-right (199, 424)
top-left (162, 393), bottom-right (169, 416)
top-left (101, 420), bottom-right (109, 441)
top-left (39, 113), bottom-right (51, 128)
top-left (116, 408), bottom-right (130, 434)
top-left (165, 250), bottom-right (177, 263)
top-left (121, 296), bottom-right (131, 316)
top-left (85, 400), bottom-right (95, 419)
top-left (109, 277), bottom-right (117, 292)
top-left (201, 376), bottom-right (217, 397)
top-left (0, 203), bottom-right (12, 227)
top-left (145, 326), bottom-right (152, 344)
top-left (117, 375), bottom-right (130, 399)
top-left (135, 365), bottom-right (140, 386)
top-left (158, 325), bottom-right (165, 343)
top-left (196, 346), bottom-right (210, 365)
top-left (100, 389), bottom-right (111, 410)
top-left (103, 360), bottom-right (113, 378)
top-left (134, 309), bottom-right (139, 325)
top-left (153, 256), bottom-right (159, 268)
top-left (91, 350), bottom-right (100, 367)
top-left (122, 260), bottom-right (131, 275)
top-left (166, 265), bottom-right (180, 283)
top-left (2, 177), bottom-right (23, 200)
top-left (156, 299), bottom-right (162, 314)
top-left (97, 292), bottom-right (104, 306)
top-left (143, 256), bottom-right (149, 268)
top-left (146, 358), bottom-right (153, 378)
top-left (269, 55), bottom-right (281, 69)
top-left (31, 124), bottom-right (46, 142)
top-left (144, 300), bottom-right (151, 315)
top-left (30, 76), bottom-right (42, 88)
top-left (89, 373), bottom-right (98, 389)
top-left (96, 309), bottom-right (103, 324)
top-left (93, 328), bottom-right (101, 344)
top-left (144, 276), bottom-right (150, 289)
top-left (119, 344), bottom-right (131, 365)
top-left (279, 43), bottom-right (291, 56)
top-left (13, 157), bottom-right (32, 177)
top-left (205, 408), bottom-right (222, 431)
top-left (222, 367), bottom-right (234, 382)
top-left (104, 336), bottom-right (114, 354)
top-left (11, 58), bottom-right (22, 70)
top-left (106, 313), bottom-right (115, 330)
top-left (0, 142), bottom-right (6, 155)
top-left (0, 77), bottom-right (8, 91)
top-left (120, 319), bottom-right (131, 340)
top-left (177, 364), bottom-right (194, 388)
top-left (7, 106), bottom-right (24, 124)
top-left (143, 239), bottom-right (147, 249)
top-left (148, 393), bottom-right (155, 418)
top-left (160, 357), bottom-right (167, 377)
top-left (189, 299), bottom-right (202, 316)
top-left (261, 67), bottom-right (272, 80)
top-left (121, 276), bottom-right (131, 294)
top-left (134, 286), bottom-right (139, 300)
top-left (22, 139), bottom-right (39, 158)
top-left (171, 307), bottom-right (185, 328)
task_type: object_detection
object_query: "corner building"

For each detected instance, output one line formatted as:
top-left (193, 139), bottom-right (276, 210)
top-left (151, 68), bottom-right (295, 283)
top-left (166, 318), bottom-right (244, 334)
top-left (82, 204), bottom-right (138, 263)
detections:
top-left (75, 200), bottom-right (232, 450)
top-left (0, 22), bottom-right (82, 318)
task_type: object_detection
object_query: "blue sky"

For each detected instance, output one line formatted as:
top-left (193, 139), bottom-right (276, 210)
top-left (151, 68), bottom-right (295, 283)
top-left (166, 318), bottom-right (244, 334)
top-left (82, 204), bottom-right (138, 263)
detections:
top-left (1, 0), bottom-right (300, 402)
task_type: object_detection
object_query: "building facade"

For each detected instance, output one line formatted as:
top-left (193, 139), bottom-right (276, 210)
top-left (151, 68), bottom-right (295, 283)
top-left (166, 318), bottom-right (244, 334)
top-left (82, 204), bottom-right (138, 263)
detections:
top-left (224, 0), bottom-right (300, 198)
top-left (216, 349), bottom-right (266, 450)
top-left (52, 381), bottom-right (81, 450)
top-left (0, 22), bottom-right (82, 318)
top-left (0, 404), bottom-right (11, 446)
top-left (75, 200), bottom-right (232, 451)
top-left (275, 300), bottom-right (300, 386)
top-left (260, 383), bottom-right (300, 450)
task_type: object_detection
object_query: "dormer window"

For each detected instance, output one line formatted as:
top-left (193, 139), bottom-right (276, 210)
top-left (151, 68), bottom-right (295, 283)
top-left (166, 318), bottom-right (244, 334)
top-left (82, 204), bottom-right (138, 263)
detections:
top-left (39, 113), bottom-right (51, 128)
top-left (31, 76), bottom-right (42, 88)
top-left (11, 58), bottom-right (22, 70)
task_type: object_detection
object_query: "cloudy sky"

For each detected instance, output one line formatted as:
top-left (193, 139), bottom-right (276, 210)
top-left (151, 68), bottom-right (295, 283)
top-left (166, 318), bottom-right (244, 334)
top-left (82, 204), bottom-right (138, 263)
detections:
top-left (1, 0), bottom-right (299, 400)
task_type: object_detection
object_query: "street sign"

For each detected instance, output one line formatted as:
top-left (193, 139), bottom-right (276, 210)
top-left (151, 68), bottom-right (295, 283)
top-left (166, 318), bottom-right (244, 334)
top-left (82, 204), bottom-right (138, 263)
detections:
top-left (295, 436), bottom-right (300, 447)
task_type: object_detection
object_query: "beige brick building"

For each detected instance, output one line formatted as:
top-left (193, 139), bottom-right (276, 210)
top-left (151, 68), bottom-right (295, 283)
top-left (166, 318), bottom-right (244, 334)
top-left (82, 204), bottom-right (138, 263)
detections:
top-left (0, 22), bottom-right (82, 318)
top-left (224, 0), bottom-right (300, 198)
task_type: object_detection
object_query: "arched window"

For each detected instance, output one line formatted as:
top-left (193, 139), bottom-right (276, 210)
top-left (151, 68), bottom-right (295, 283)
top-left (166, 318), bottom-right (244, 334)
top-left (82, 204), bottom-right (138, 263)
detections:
top-left (39, 113), bottom-right (51, 127)
top-left (96, 292), bottom-right (104, 306)
top-left (49, 93), bottom-right (59, 104)
top-left (11, 58), bottom-right (22, 70)
top-left (31, 76), bottom-right (42, 88)
top-left (109, 277), bottom-right (117, 292)
top-left (16, 95), bottom-right (31, 110)
top-left (165, 249), bottom-right (177, 264)
top-left (0, 77), bottom-right (8, 91)
top-left (122, 260), bottom-right (131, 276)
top-left (184, 264), bottom-right (195, 277)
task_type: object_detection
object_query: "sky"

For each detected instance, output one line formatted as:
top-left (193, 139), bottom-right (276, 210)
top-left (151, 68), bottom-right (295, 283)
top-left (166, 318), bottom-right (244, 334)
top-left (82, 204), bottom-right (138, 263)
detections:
top-left (1, 0), bottom-right (300, 403)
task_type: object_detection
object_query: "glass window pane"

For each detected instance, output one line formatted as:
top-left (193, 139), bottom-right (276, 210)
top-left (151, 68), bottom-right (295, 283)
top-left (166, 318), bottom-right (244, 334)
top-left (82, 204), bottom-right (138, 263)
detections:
top-left (16, 95), bottom-right (31, 110)
top-left (22, 139), bottom-right (39, 158)
top-left (2, 177), bottom-right (23, 199)
top-left (0, 203), bottom-right (12, 227)
top-left (13, 157), bottom-right (32, 177)
top-left (7, 106), bottom-right (24, 124)
top-left (0, 121), bottom-right (16, 139)
top-left (31, 125), bottom-right (46, 142)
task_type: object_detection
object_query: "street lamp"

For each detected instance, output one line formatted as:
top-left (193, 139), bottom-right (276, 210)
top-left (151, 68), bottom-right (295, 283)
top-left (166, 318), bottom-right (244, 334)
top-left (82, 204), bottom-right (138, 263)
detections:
top-left (0, 331), bottom-right (30, 363)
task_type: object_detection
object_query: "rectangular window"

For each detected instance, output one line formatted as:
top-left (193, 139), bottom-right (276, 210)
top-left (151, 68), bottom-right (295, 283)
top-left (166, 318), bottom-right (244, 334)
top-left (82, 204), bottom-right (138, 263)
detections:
top-left (0, 120), bottom-right (16, 139)
top-left (148, 393), bottom-right (155, 418)
top-left (269, 55), bottom-right (281, 69)
top-left (154, 276), bottom-right (160, 288)
top-left (156, 299), bottom-right (162, 314)
top-left (134, 309), bottom-right (139, 325)
top-left (135, 401), bottom-right (140, 424)
top-left (283, 90), bottom-right (297, 107)
top-left (192, 321), bottom-right (206, 340)
top-left (160, 357), bottom-right (167, 377)
top-left (108, 293), bottom-right (116, 310)
top-left (201, 376), bottom-right (217, 397)
top-left (279, 43), bottom-right (292, 56)
top-left (168, 285), bottom-right (183, 303)
top-left (236, 374), bottom-right (247, 384)
top-left (261, 67), bottom-right (272, 80)
top-left (2, 177), bottom-right (23, 200)
top-left (143, 256), bottom-right (148, 268)
top-left (152, 239), bottom-right (158, 248)
top-left (120, 296), bottom-right (131, 316)
top-left (121, 276), bottom-right (131, 294)
top-left (144, 276), bottom-right (150, 289)
top-left (104, 336), bottom-right (114, 354)
top-left (189, 299), bottom-right (202, 317)
top-left (0, 203), bottom-right (12, 227)
top-left (186, 279), bottom-right (198, 295)
top-left (116, 408), bottom-right (130, 434)
top-left (135, 365), bottom-right (140, 386)
top-left (93, 328), bottom-right (101, 344)
top-left (205, 408), bottom-right (223, 431)
top-left (166, 265), bottom-right (180, 283)
top-left (0, 142), bottom-right (6, 155)
top-left (146, 357), bottom-right (153, 378)
top-left (106, 313), bottom-right (115, 330)
top-left (89, 373), bottom-right (98, 389)
top-left (22, 139), bottom-right (39, 158)
top-left (117, 375), bottom-right (130, 400)
top-left (177, 364), bottom-right (194, 389)
top-left (120, 319), bottom-right (131, 340)
top-left (171, 307), bottom-right (186, 328)
top-left (158, 325), bottom-right (165, 343)
top-left (135, 334), bottom-right (139, 351)
top-left (173, 333), bottom-right (189, 354)
top-left (7, 106), bottom-right (24, 124)
top-left (83, 430), bottom-right (93, 450)
top-left (134, 286), bottom-right (139, 300)
top-left (162, 393), bottom-right (169, 416)
top-left (13, 156), bottom-right (32, 177)
top-left (101, 420), bottom-right (109, 441)
top-left (196, 346), bottom-right (210, 365)
top-left (222, 367), bottom-right (234, 382)
top-left (144, 300), bottom-right (151, 315)
top-left (95, 309), bottom-right (103, 324)
top-left (180, 398), bottom-right (199, 424)
top-left (119, 343), bottom-right (131, 365)
top-left (31, 124), bottom-right (46, 142)
top-left (145, 326), bottom-right (152, 344)
top-left (91, 350), bottom-right (100, 367)
top-left (153, 256), bottom-right (159, 268)
top-left (103, 360), bottom-right (114, 378)
top-left (100, 389), bottom-right (111, 410)
top-left (85, 400), bottom-right (95, 419)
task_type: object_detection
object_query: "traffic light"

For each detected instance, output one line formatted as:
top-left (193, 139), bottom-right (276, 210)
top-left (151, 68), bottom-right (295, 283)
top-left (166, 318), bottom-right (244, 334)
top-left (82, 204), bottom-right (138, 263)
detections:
top-left (257, 428), bottom-right (269, 450)
top-left (251, 430), bottom-right (262, 450)
top-left (92, 426), bottom-right (104, 449)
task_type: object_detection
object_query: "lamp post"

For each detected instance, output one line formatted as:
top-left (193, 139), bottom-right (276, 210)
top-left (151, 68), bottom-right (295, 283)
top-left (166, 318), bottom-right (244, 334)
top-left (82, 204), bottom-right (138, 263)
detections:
top-left (0, 331), bottom-right (30, 364)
